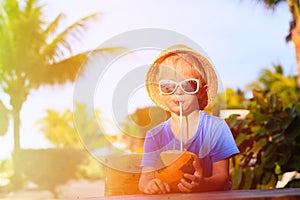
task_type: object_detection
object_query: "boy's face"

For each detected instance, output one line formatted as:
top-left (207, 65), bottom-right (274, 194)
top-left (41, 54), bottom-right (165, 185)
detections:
top-left (157, 57), bottom-right (201, 116)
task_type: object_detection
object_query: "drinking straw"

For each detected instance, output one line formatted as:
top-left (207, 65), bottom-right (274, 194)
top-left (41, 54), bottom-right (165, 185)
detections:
top-left (179, 102), bottom-right (183, 151)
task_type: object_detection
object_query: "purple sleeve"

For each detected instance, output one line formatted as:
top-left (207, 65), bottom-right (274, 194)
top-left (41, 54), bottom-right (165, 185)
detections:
top-left (210, 120), bottom-right (239, 162)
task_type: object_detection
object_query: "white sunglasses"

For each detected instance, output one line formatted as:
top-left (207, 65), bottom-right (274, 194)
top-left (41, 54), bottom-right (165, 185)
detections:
top-left (158, 78), bottom-right (200, 95)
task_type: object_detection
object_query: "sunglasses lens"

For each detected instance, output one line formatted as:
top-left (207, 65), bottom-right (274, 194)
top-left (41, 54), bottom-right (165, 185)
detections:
top-left (159, 80), bottom-right (176, 94)
top-left (181, 79), bottom-right (199, 93)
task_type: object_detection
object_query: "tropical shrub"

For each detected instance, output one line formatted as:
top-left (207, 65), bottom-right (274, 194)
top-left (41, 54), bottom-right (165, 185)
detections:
top-left (13, 148), bottom-right (103, 197)
top-left (0, 159), bottom-right (13, 195)
top-left (228, 90), bottom-right (300, 189)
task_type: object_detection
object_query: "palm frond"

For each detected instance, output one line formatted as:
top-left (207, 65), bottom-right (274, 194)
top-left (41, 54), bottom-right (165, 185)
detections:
top-left (43, 13), bottom-right (66, 40)
top-left (36, 47), bottom-right (126, 85)
top-left (41, 13), bottom-right (101, 62)
top-left (24, 0), bottom-right (36, 14)
top-left (0, 1), bottom-right (13, 36)
top-left (0, 2), bottom-right (9, 23)
top-left (257, 0), bottom-right (286, 9)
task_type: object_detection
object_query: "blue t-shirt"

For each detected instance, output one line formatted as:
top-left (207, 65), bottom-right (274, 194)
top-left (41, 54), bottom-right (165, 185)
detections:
top-left (141, 111), bottom-right (240, 177)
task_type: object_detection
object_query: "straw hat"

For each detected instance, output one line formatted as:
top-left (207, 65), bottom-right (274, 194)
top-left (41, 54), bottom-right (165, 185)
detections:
top-left (146, 44), bottom-right (218, 111)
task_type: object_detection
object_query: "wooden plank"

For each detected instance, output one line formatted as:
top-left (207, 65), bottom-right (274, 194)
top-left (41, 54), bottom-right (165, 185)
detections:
top-left (79, 188), bottom-right (300, 200)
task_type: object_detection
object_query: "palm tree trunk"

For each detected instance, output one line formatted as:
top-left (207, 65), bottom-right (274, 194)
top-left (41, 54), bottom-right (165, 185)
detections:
top-left (11, 97), bottom-right (24, 189)
top-left (292, 18), bottom-right (300, 91)
top-left (287, 0), bottom-right (300, 91)
top-left (295, 44), bottom-right (300, 91)
top-left (9, 78), bottom-right (28, 150)
top-left (11, 105), bottom-right (22, 190)
top-left (10, 85), bottom-right (25, 150)
top-left (12, 108), bottom-right (21, 150)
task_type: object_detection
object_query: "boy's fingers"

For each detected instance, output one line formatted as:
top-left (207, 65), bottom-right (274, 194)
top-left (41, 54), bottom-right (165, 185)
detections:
top-left (150, 181), bottom-right (159, 193)
top-left (180, 178), bottom-right (193, 189)
top-left (144, 179), bottom-right (160, 194)
top-left (145, 185), bottom-right (156, 194)
top-left (193, 160), bottom-right (203, 177)
top-left (154, 179), bottom-right (169, 193)
top-left (193, 160), bottom-right (201, 172)
top-left (163, 182), bottom-right (171, 192)
top-left (177, 182), bottom-right (192, 193)
top-left (183, 173), bottom-right (194, 181)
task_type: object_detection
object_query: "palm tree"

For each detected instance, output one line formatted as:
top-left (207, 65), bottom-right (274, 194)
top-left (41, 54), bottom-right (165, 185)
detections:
top-left (37, 103), bottom-right (107, 149)
top-left (246, 64), bottom-right (298, 107)
top-left (37, 109), bottom-right (80, 148)
top-left (251, 0), bottom-right (300, 90)
top-left (0, 0), bottom-right (121, 151)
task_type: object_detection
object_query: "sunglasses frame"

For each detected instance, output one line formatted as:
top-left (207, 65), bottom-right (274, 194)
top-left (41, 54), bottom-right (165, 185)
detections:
top-left (158, 78), bottom-right (200, 95)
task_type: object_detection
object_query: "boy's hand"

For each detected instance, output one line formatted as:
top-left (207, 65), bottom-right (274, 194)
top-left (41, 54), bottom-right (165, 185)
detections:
top-left (177, 160), bottom-right (203, 192)
top-left (143, 178), bottom-right (171, 194)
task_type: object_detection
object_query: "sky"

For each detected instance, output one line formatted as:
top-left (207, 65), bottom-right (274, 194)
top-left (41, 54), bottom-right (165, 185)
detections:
top-left (0, 0), bottom-right (296, 159)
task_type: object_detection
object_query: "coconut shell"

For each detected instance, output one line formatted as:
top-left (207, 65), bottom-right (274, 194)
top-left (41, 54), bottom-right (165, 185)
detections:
top-left (155, 150), bottom-right (202, 192)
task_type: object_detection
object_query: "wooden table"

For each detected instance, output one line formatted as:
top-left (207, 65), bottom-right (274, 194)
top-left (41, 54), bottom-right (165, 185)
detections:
top-left (80, 188), bottom-right (300, 200)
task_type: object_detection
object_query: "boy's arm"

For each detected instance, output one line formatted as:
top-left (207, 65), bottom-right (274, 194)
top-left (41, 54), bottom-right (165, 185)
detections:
top-left (139, 166), bottom-right (171, 194)
top-left (199, 159), bottom-right (230, 191)
top-left (178, 159), bottom-right (230, 192)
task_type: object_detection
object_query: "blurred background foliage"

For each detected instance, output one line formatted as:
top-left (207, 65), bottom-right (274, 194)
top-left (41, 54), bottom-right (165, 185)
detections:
top-left (0, 0), bottom-right (120, 197)
top-left (12, 149), bottom-right (94, 198)
top-left (228, 65), bottom-right (300, 189)
top-left (1, 0), bottom-right (300, 198)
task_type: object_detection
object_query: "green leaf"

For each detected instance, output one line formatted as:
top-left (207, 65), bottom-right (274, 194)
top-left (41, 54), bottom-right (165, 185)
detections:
top-left (261, 171), bottom-right (271, 185)
top-left (231, 168), bottom-right (243, 189)
top-left (235, 133), bottom-right (249, 146)
top-left (253, 165), bottom-right (264, 183)
top-left (277, 150), bottom-right (291, 166)
top-left (265, 118), bottom-right (281, 133)
top-left (243, 169), bottom-right (254, 189)
top-left (274, 162), bottom-right (282, 175)
top-left (290, 156), bottom-right (300, 171)
top-left (0, 101), bottom-right (9, 136)
top-left (253, 138), bottom-right (267, 154)
top-left (262, 145), bottom-right (276, 169)
top-left (253, 112), bottom-right (270, 123)
top-left (284, 115), bottom-right (300, 139)
top-left (238, 138), bottom-right (254, 153)
top-left (285, 179), bottom-right (300, 188)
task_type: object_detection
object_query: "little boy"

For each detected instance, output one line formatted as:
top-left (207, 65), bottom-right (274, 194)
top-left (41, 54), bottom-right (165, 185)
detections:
top-left (138, 44), bottom-right (239, 194)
